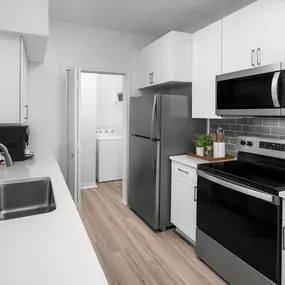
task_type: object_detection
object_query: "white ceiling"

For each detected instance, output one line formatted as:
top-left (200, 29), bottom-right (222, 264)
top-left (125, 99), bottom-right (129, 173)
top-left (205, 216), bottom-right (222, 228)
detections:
top-left (50, 0), bottom-right (256, 38)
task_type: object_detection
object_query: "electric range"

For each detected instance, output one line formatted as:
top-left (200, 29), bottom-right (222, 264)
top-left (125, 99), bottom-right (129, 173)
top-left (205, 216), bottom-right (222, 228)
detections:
top-left (196, 136), bottom-right (285, 285)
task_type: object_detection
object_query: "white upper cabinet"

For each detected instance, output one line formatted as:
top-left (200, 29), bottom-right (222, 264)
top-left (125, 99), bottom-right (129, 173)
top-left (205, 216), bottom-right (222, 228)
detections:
top-left (222, 0), bottom-right (285, 73)
top-left (138, 31), bottom-right (192, 89)
top-left (138, 44), bottom-right (154, 89)
top-left (257, 0), bottom-right (285, 66)
top-left (20, 37), bottom-right (28, 123)
top-left (0, 33), bottom-right (28, 123)
top-left (192, 20), bottom-right (222, 119)
top-left (222, 2), bottom-right (258, 73)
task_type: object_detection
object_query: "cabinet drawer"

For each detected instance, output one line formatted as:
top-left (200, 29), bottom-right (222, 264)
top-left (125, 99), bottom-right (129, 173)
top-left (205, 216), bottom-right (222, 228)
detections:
top-left (173, 163), bottom-right (197, 183)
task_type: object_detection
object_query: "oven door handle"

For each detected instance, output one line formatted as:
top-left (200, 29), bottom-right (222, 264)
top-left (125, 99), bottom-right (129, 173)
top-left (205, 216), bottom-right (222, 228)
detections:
top-left (198, 170), bottom-right (280, 205)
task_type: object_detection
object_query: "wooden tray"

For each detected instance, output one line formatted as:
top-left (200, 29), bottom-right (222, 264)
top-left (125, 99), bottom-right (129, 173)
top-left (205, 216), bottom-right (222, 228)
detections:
top-left (187, 152), bottom-right (235, 162)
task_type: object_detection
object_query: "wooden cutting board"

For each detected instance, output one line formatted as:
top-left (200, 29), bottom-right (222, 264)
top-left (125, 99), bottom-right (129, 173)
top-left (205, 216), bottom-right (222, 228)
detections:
top-left (187, 152), bottom-right (235, 162)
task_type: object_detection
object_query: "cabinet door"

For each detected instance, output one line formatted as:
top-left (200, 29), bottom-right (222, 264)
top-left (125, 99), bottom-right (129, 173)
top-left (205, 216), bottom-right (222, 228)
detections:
top-left (153, 35), bottom-right (171, 85)
top-left (0, 33), bottom-right (20, 123)
top-left (153, 32), bottom-right (192, 85)
top-left (138, 44), bottom-right (154, 89)
top-left (171, 173), bottom-right (197, 243)
top-left (20, 37), bottom-right (28, 123)
top-left (258, 0), bottom-right (285, 66)
top-left (192, 20), bottom-right (222, 119)
top-left (222, 2), bottom-right (258, 73)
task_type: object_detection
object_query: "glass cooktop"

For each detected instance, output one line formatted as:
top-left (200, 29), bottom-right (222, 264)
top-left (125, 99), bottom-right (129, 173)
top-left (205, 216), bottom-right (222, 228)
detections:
top-left (198, 154), bottom-right (285, 196)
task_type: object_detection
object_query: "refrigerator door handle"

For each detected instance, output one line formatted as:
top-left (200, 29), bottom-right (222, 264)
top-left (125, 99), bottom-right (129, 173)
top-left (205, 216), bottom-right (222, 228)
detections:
top-left (152, 141), bottom-right (156, 175)
top-left (151, 95), bottom-right (157, 139)
top-left (154, 141), bottom-right (160, 229)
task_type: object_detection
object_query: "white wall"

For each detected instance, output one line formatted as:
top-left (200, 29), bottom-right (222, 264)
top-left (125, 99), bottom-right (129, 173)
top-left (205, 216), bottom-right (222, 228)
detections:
top-left (28, 21), bottom-right (154, 177)
top-left (97, 74), bottom-right (124, 134)
top-left (80, 73), bottom-right (97, 188)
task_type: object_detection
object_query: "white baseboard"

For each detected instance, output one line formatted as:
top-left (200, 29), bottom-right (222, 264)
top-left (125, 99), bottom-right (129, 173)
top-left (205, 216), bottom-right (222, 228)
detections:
top-left (81, 182), bottom-right (97, 190)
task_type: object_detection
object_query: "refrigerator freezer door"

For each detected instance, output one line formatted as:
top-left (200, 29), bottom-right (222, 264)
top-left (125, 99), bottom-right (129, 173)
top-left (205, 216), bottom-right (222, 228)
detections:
top-left (128, 135), bottom-right (160, 229)
top-left (129, 94), bottom-right (159, 139)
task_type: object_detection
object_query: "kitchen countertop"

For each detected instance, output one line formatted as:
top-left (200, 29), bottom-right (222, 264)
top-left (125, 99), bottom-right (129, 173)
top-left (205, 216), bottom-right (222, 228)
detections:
top-left (169, 154), bottom-right (209, 168)
top-left (0, 157), bottom-right (108, 285)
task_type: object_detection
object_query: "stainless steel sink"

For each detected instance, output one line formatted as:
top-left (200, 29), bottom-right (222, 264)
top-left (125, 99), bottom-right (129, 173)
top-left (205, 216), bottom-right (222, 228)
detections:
top-left (0, 177), bottom-right (56, 221)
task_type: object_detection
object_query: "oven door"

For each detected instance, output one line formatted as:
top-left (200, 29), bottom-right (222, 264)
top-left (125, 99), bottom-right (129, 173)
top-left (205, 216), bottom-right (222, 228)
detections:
top-left (197, 170), bottom-right (282, 284)
top-left (216, 63), bottom-right (285, 116)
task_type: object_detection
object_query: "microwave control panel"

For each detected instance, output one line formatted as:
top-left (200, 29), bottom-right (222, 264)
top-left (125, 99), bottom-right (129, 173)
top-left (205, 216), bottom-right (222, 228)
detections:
top-left (259, 141), bottom-right (285, 152)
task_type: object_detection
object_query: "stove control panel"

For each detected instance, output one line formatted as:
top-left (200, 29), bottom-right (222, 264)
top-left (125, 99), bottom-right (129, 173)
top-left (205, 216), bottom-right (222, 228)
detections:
top-left (260, 141), bottom-right (285, 152)
top-left (238, 136), bottom-right (285, 159)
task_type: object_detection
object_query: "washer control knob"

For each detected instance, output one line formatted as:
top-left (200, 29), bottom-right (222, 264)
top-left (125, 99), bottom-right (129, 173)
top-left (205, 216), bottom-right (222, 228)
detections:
top-left (240, 140), bottom-right (246, 145)
top-left (247, 141), bottom-right (253, 147)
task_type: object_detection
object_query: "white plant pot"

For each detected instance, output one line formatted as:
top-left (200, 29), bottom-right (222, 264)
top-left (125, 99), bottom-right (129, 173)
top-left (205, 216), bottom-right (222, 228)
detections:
top-left (196, 147), bottom-right (204, 157)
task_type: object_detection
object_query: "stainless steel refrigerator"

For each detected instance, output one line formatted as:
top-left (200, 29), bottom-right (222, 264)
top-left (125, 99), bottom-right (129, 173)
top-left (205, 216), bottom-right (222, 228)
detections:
top-left (128, 93), bottom-right (206, 230)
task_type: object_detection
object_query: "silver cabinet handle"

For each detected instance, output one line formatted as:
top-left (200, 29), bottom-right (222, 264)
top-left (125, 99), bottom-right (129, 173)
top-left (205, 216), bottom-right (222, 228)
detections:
top-left (150, 72), bottom-right (154, 84)
top-left (271, 72), bottom-right (281, 108)
top-left (251, 49), bottom-right (256, 67)
top-left (178, 168), bottom-right (189, 174)
top-left (194, 186), bottom-right (197, 201)
top-left (198, 170), bottom-right (279, 205)
top-left (152, 72), bottom-right (155, 84)
top-left (24, 105), bottom-right (28, 120)
top-left (257, 48), bottom-right (261, 66)
top-left (149, 73), bottom-right (152, 84)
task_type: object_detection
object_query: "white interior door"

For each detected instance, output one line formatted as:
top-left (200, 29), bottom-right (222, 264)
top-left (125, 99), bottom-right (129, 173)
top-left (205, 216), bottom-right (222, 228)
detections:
top-left (67, 67), bottom-right (81, 208)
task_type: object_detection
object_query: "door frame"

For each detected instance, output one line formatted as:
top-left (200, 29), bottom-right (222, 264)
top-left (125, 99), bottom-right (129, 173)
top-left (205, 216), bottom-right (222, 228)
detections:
top-left (64, 66), bottom-right (130, 205)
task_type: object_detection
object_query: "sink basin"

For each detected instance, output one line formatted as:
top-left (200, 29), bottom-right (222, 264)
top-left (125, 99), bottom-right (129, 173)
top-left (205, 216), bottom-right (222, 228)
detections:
top-left (0, 177), bottom-right (56, 221)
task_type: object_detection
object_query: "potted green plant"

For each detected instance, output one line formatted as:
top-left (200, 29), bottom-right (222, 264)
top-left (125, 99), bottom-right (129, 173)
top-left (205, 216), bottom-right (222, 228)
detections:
top-left (203, 134), bottom-right (213, 156)
top-left (193, 134), bottom-right (213, 157)
top-left (193, 134), bottom-right (205, 157)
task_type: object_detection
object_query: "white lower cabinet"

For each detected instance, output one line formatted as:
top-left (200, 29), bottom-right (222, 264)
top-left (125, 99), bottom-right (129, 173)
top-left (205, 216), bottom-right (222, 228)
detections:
top-left (171, 162), bottom-right (197, 243)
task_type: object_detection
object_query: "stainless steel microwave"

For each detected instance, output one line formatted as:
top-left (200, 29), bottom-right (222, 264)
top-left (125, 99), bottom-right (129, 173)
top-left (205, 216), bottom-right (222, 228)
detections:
top-left (216, 62), bottom-right (285, 116)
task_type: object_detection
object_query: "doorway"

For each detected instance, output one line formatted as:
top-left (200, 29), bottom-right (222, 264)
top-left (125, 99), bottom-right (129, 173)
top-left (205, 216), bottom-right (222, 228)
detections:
top-left (65, 67), bottom-right (130, 209)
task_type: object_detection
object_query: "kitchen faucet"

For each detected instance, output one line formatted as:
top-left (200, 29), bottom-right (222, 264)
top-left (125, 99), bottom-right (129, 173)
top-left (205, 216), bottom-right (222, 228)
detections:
top-left (0, 143), bottom-right (13, 167)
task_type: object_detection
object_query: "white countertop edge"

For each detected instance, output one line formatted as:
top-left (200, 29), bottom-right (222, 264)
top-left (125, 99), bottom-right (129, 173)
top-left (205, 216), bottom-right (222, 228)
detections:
top-left (0, 157), bottom-right (109, 285)
top-left (169, 154), bottom-right (208, 169)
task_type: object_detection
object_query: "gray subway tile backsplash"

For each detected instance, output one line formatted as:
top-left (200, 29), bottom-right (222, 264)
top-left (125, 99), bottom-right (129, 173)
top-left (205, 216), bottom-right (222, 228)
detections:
top-left (271, 127), bottom-right (285, 135)
top-left (230, 125), bottom-right (242, 131)
top-left (236, 118), bottom-right (248, 125)
top-left (248, 118), bottom-right (263, 126)
top-left (210, 117), bottom-right (285, 157)
top-left (263, 118), bottom-right (279, 126)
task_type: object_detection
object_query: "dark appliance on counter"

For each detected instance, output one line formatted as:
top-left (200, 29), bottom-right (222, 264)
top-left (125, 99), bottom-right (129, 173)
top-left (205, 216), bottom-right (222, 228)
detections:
top-left (216, 62), bottom-right (285, 117)
top-left (0, 124), bottom-right (34, 161)
top-left (128, 93), bottom-right (206, 231)
top-left (196, 136), bottom-right (285, 285)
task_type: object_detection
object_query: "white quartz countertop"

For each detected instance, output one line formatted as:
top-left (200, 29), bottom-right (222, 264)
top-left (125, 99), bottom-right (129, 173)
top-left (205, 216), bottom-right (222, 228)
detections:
top-left (0, 157), bottom-right (108, 285)
top-left (169, 155), bottom-right (209, 168)
top-left (169, 154), bottom-right (237, 169)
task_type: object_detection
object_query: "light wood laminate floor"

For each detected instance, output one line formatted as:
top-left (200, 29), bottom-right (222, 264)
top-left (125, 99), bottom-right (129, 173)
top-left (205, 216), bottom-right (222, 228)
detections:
top-left (80, 181), bottom-right (226, 285)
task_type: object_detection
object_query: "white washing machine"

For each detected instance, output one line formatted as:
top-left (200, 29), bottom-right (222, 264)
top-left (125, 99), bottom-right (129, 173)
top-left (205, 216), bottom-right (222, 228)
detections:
top-left (96, 129), bottom-right (123, 182)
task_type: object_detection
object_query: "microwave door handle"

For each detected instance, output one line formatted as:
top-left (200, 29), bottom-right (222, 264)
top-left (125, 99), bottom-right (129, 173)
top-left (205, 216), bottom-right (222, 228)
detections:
top-left (198, 170), bottom-right (279, 205)
top-left (151, 95), bottom-right (157, 139)
top-left (271, 71), bottom-right (281, 107)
